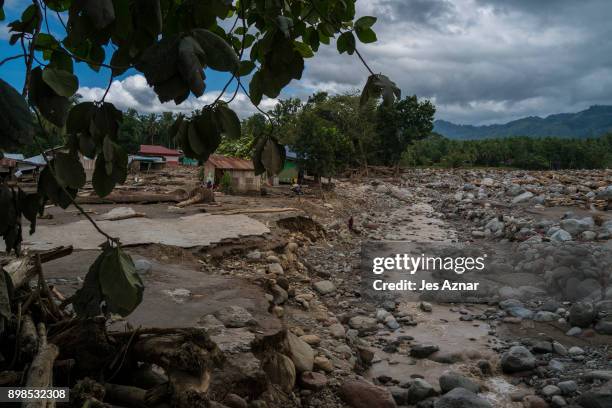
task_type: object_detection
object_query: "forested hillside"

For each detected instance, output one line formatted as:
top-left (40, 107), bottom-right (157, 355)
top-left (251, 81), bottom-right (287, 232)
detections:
top-left (434, 105), bottom-right (612, 140)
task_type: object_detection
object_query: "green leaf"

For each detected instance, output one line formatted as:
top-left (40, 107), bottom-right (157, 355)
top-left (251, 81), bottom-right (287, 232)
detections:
top-left (48, 50), bottom-right (74, 72)
top-left (177, 36), bottom-right (206, 97)
top-left (252, 137), bottom-right (266, 176)
top-left (54, 152), bottom-right (86, 189)
top-left (67, 102), bottom-right (96, 134)
top-left (0, 79), bottom-right (34, 151)
top-left (98, 247), bottom-right (144, 316)
top-left (337, 32), bottom-right (355, 55)
top-left (355, 16), bottom-right (377, 30)
top-left (37, 165), bottom-right (78, 209)
top-left (29, 67), bottom-right (70, 127)
top-left (136, 35), bottom-right (180, 86)
top-left (191, 28), bottom-right (239, 73)
top-left (261, 138), bottom-right (284, 175)
top-left (92, 141), bottom-right (127, 197)
top-left (249, 71), bottom-right (263, 106)
top-left (0, 7), bottom-right (4, 21)
top-left (71, 253), bottom-right (104, 317)
top-left (44, 0), bottom-right (71, 12)
top-left (41, 68), bottom-right (78, 97)
top-left (82, 0), bottom-right (115, 29)
top-left (293, 41), bottom-right (314, 58)
top-left (355, 27), bottom-right (377, 44)
top-left (360, 74), bottom-right (401, 107)
top-left (238, 60), bottom-right (256, 77)
top-left (34, 33), bottom-right (59, 51)
top-left (215, 104), bottom-right (241, 139)
top-left (91, 103), bottom-right (123, 142)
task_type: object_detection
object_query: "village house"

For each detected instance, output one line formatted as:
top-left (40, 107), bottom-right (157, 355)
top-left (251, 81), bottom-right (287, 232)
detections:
top-left (138, 144), bottom-right (182, 166)
top-left (203, 154), bottom-right (261, 193)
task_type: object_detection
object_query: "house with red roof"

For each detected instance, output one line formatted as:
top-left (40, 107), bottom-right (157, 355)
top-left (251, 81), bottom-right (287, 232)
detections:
top-left (138, 145), bottom-right (182, 166)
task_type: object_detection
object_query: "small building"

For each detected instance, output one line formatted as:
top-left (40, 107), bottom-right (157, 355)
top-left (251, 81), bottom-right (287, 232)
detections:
top-left (129, 155), bottom-right (166, 172)
top-left (277, 148), bottom-right (299, 184)
top-left (1, 153), bottom-right (45, 182)
top-left (139, 145), bottom-right (182, 166)
top-left (203, 154), bottom-right (261, 193)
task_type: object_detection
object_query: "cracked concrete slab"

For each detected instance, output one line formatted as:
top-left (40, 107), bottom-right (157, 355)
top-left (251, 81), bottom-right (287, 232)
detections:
top-left (24, 213), bottom-right (270, 250)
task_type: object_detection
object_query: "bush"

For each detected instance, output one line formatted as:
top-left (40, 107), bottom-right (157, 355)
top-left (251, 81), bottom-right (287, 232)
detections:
top-left (220, 171), bottom-right (233, 194)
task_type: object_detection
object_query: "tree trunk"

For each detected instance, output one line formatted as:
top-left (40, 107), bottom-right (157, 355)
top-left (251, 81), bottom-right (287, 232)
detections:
top-left (24, 324), bottom-right (59, 408)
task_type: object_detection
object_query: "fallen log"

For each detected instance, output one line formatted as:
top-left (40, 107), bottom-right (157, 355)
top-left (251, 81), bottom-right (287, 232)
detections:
top-left (24, 323), bottom-right (59, 408)
top-left (75, 192), bottom-right (184, 205)
top-left (19, 314), bottom-right (39, 361)
top-left (3, 246), bottom-right (73, 290)
top-left (130, 328), bottom-right (224, 407)
top-left (205, 207), bottom-right (301, 215)
top-left (176, 188), bottom-right (214, 208)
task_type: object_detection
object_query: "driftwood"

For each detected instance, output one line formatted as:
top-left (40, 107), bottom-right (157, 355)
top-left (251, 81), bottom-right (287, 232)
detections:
top-left (24, 323), bottom-right (59, 408)
top-left (19, 314), bottom-right (39, 361)
top-left (176, 188), bottom-right (214, 208)
top-left (206, 207), bottom-right (300, 215)
top-left (3, 246), bottom-right (73, 289)
top-left (76, 192), bottom-right (184, 205)
top-left (130, 329), bottom-right (224, 407)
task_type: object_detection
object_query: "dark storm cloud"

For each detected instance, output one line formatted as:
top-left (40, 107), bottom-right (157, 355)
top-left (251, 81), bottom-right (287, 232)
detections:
top-left (377, 0), bottom-right (459, 29)
top-left (298, 0), bottom-right (612, 124)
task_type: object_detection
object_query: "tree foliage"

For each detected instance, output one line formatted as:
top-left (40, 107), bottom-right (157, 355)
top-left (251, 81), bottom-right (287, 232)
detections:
top-left (402, 133), bottom-right (612, 170)
top-left (1, 0), bottom-right (394, 318)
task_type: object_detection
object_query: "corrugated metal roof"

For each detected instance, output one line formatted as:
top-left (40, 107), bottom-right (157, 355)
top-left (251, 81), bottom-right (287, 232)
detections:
top-left (139, 144), bottom-right (181, 156)
top-left (206, 154), bottom-right (254, 170)
top-left (4, 153), bottom-right (25, 160)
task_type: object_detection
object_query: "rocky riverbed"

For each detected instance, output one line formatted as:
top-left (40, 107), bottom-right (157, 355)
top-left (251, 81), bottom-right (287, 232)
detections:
top-left (163, 168), bottom-right (608, 408)
top-left (38, 167), bottom-right (611, 408)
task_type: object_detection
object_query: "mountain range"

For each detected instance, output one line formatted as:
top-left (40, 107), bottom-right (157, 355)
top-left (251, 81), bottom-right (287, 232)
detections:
top-left (434, 105), bottom-right (612, 140)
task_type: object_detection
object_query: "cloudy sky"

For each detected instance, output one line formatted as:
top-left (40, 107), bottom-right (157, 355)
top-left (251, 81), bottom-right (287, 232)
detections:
top-left (2, 0), bottom-right (611, 124)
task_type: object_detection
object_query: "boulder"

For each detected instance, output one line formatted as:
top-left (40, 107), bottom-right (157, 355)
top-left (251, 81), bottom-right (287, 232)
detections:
top-left (340, 379), bottom-right (397, 408)
top-left (576, 380), bottom-right (612, 408)
top-left (261, 352), bottom-right (296, 393)
top-left (410, 344), bottom-right (440, 358)
top-left (329, 323), bottom-right (346, 339)
top-left (550, 229), bottom-right (572, 242)
top-left (285, 332), bottom-right (314, 373)
top-left (434, 388), bottom-right (491, 408)
top-left (595, 317), bottom-right (612, 334)
top-left (348, 316), bottom-right (378, 333)
top-left (299, 371), bottom-right (328, 390)
top-left (439, 372), bottom-right (480, 394)
top-left (560, 217), bottom-right (594, 236)
top-left (214, 306), bottom-right (257, 328)
top-left (407, 378), bottom-right (436, 403)
top-left (313, 280), bottom-right (336, 295)
top-left (512, 191), bottom-right (534, 204)
top-left (500, 346), bottom-right (536, 373)
top-left (569, 302), bottom-right (596, 328)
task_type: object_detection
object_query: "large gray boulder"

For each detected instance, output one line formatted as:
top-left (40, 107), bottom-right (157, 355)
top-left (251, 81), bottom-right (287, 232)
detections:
top-left (340, 379), bottom-right (397, 408)
top-left (569, 302), bottom-right (596, 328)
top-left (434, 388), bottom-right (491, 408)
top-left (500, 346), bottom-right (536, 373)
top-left (560, 217), bottom-right (594, 236)
top-left (214, 305), bottom-right (257, 328)
top-left (439, 372), bottom-right (481, 394)
top-left (285, 332), bottom-right (314, 373)
top-left (407, 378), bottom-right (436, 403)
top-left (576, 380), bottom-right (612, 408)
